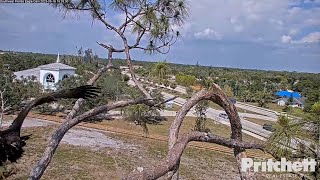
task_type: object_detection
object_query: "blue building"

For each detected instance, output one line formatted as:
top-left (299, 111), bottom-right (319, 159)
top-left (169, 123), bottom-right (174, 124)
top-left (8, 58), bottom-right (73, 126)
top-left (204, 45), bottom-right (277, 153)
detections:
top-left (276, 90), bottom-right (305, 108)
top-left (276, 90), bottom-right (301, 98)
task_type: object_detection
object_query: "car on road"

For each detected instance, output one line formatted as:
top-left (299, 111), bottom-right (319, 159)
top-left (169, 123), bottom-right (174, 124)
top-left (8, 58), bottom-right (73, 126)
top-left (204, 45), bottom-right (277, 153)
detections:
top-left (229, 98), bottom-right (237, 104)
top-left (219, 113), bottom-right (228, 119)
top-left (262, 124), bottom-right (275, 132)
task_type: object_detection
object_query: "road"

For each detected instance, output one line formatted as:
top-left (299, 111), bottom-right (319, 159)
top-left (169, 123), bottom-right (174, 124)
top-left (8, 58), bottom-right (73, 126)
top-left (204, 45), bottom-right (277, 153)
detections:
top-left (235, 102), bottom-right (278, 119)
top-left (161, 92), bottom-right (272, 139)
top-left (141, 79), bottom-right (279, 119)
top-left (124, 71), bottom-right (273, 140)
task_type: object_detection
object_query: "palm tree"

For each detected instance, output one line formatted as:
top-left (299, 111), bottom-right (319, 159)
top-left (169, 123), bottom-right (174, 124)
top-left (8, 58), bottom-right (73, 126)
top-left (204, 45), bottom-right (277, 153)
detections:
top-left (267, 103), bottom-right (320, 179)
top-left (151, 61), bottom-right (169, 80)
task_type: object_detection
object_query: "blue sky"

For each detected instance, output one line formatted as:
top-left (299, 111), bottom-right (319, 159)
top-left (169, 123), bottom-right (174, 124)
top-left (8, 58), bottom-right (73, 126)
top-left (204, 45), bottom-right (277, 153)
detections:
top-left (0, 0), bottom-right (319, 73)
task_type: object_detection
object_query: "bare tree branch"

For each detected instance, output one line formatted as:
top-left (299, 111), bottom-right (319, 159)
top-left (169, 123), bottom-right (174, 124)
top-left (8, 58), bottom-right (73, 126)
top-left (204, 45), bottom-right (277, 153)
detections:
top-left (124, 131), bottom-right (264, 180)
top-left (131, 31), bottom-right (178, 55)
top-left (67, 83), bottom-right (258, 180)
top-left (118, 5), bottom-right (144, 32)
top-left (166, 83), bottom-right (255, 180)
top-left (129, 28), bottom-right (147, 49)
top-left (169, 84), bottom-right (242, 148)
top-left (65, 58), bottom-right (113, 120)
top-left (153, 96), bottom-right (178, 107)
top-left (29, 2), bottom-right (253, 180)
top-left (97, 42), bottom-right (125, 53)
top-left (29, 46), bottom-right (116, 179)
top-left (29, 97), bottom-right (154, 179)
top-left (30, 82), bottom-right (175, 180)
top-left (88, 0), bottom-right (118, 31)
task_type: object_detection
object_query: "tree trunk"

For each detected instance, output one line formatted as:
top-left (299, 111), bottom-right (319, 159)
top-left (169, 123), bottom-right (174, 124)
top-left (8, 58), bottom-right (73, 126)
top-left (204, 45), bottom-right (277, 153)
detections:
top-left (0, 90), bottom-right (5, 127)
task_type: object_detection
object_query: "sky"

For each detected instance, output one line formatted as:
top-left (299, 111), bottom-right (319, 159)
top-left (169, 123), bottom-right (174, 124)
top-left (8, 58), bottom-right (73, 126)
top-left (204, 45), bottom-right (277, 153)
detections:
top-left (0, 0), bottom-right (320, 73)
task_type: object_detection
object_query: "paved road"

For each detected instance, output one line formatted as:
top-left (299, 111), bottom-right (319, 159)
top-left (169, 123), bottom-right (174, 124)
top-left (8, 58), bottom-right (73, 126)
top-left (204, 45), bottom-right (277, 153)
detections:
top-left (124, 72), bottom-right (273, 140)
top-left (175, 85), bottom-right (187, 94)
top-left (235, 102), bottom-right (278, 119)
top-left (143, 79), bottom-right (279, 119)
top-left (172, 83), bottom-right (278, 118)
top-left (161, 92), bottom-right (272, 139)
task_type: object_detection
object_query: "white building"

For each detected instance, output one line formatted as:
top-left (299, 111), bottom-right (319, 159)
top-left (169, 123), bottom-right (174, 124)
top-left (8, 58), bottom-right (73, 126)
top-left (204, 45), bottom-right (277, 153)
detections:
top-left (277, 99), bottom-right (286, 106)
top-left (276, 97), bottom-right (306, 108)
top-left (165, 100), bottom-right (174, 108)
top-left (14, 53), bottom-right (76, 90)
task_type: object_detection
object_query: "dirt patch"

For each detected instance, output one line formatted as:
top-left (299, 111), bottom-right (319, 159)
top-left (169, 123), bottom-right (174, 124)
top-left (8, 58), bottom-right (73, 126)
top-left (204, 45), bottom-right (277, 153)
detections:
top-left (3, 122), bottom-right (296, 180)
top-left (62, 129), bottom-right (138, 150)
top-left (1, 118), bottom-right (51, 128)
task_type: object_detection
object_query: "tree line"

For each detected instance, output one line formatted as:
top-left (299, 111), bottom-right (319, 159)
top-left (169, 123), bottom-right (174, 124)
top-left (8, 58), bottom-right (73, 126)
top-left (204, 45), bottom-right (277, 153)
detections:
top-left (136, 60), bottom-right (320, 110)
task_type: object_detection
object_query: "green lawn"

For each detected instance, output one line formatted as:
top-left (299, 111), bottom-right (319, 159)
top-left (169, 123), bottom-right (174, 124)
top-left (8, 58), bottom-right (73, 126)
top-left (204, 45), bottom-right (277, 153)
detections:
top-left (99, 116), bottom-right (263, 143)
top-left (246, 102), bottom-right (285, 112)
top-left (244, 117), bottom-right (277, 126)
top-left (164, 104), bottom-right (181, 111)
top-left (3, 125), bottom-right (262, 180)
top-left (2, 112), bottom-right (300, 180)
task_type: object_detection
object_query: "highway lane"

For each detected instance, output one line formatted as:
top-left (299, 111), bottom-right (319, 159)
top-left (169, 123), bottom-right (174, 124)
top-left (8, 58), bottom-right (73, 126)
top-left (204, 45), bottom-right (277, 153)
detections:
top-left (124, 71), bottom-right (273, 139)
top-left (235, 102), bottom-right (278, 119)
top-left (161, 92), bottom-right (272, 139)
top-left (146, 80), bottom-right (280, 119)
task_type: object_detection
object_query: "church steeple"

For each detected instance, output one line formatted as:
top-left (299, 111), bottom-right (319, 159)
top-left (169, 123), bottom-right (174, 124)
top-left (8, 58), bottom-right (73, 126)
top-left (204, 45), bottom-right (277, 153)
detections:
top-left (56, 52), bottom-right (60, 63)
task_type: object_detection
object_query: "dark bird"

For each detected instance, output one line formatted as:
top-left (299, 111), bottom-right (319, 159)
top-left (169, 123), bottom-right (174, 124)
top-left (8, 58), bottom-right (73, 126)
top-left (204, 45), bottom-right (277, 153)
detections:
top-left (0, 85), bottom-right (100, 166)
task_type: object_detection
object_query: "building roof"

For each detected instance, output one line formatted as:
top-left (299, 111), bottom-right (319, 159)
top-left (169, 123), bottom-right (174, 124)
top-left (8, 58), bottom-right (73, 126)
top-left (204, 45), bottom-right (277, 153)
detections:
top-left (38, 62), bottom-right (76, 70)
top-left (13, 53), bottom-right (76, 81)
top-left (166, 100), bottom-right (174, 104)
top-left (276, 90), bottom-right (301, 98)
top-left (14, 67), bottom-right (40, 81)
top-left (277, 97), bottom-right (306, 105)
top-left (119, 65), bottom-right (143, 70)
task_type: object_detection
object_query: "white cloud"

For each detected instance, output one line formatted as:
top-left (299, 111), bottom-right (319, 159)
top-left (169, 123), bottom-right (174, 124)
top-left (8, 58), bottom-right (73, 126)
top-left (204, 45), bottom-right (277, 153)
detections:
top-left (281, 35), bottom-right (292, 43)
top-left (194, 28), bottom-right (222, 40)
top-left (289, 28), bottom-right (299, 35)
top-left (269, 18), bottom-right (283, 26)
top-left (182, 0), bottom-right (320, 44)
top-left (304, 0), bottom-right (320, 4)
top-left (305, 18), bottom-right (320, 26)
top-left (230, 17), bottom-right (244, 32)
top-left (281, 32), bottom-right (320, 44)
top-left (299, 32), bottom-right (320, 43)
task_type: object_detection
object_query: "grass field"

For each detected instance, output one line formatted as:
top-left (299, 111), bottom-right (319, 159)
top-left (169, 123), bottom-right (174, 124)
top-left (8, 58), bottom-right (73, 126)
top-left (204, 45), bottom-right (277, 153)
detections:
top-left (3, 126), bottom-right (245, 180)
top-left (163, 104), bottom-right (181, 111)
top-left (97, 116), bottom-right (263, 143)
top-left (244, 117), bottom-right (277, 126)
top-left (2, 114), bottom-right (299, 180)
top-left (246, 102), bottom-right (285, 112)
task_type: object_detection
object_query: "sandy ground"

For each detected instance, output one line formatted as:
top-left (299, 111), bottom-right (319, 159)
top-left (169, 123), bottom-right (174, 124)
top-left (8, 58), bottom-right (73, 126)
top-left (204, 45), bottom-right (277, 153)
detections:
top-left (2, 118), bottom-right (137, 150)
top-left (62, 129), bottom-right (137, 150)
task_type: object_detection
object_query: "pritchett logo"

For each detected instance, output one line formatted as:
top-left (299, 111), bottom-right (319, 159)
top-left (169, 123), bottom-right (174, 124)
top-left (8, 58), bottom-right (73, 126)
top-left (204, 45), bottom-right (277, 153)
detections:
top-left (241, 158), bottom-right (317, 172)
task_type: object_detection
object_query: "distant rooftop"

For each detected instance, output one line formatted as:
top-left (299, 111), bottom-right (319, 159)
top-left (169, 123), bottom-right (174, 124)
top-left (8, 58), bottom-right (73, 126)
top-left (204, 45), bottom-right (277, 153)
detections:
top-left (38, 62), bottom-right (76, 70)
top-left (14, 53), bottom-right (76, 80)
top-left (120, 65), bottom-right (143, 70)
top-left (14, 67), bottom-right (40, 81)
top-left (277, 96), bottom-right (306, 105)
top-left (276, 90), bottom-right (301, 98)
